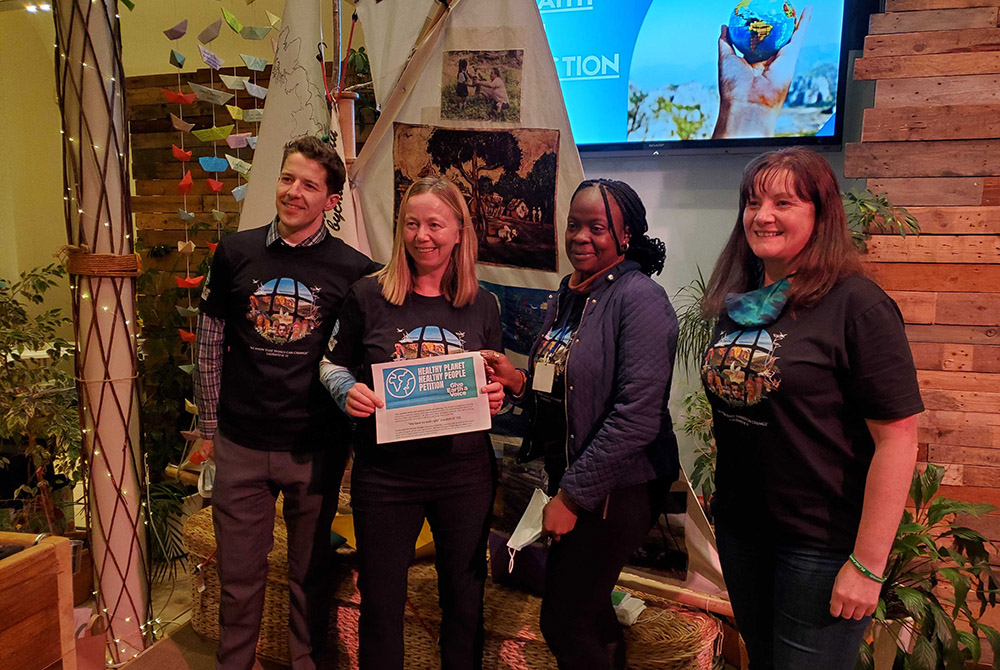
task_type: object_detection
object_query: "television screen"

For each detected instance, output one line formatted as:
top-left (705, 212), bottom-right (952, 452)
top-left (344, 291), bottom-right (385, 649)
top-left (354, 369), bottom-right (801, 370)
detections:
top-left (538, 0), bottom-right (848, 151)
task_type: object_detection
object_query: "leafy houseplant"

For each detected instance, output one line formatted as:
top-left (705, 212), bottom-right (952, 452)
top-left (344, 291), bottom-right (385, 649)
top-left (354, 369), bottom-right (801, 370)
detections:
top-left (0, 263), bottom-right (82, 533)
top-left (857, 465), bottom-right (1000, 670)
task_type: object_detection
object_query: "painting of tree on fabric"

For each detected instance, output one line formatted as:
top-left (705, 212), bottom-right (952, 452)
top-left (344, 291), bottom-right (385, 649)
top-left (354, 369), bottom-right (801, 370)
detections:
top-left (393, 123), bottom-right (559, 271)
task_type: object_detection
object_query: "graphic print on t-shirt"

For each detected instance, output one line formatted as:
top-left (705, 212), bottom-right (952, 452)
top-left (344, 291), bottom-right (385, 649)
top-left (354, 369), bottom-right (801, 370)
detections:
top-left (393, 325), bottom-right (466, 360)
top-left (701, 328), bottom-right (784, 407)
top-left (247, 277), bottom-right (322, 345)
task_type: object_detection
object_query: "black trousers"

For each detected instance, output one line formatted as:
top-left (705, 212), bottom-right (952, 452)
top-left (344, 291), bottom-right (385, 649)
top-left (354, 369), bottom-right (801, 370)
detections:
top-left (352, 483), bottom-right (495, 670)
top-left (540, 480), bottom-right (664, 670)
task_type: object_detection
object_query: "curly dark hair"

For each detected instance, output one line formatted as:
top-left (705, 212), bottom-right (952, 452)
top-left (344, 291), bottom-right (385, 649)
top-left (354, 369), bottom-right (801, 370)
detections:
top-left (572, 179), bottom-right (666, 277)
top-left (281, 134), bottom-right (346, 195)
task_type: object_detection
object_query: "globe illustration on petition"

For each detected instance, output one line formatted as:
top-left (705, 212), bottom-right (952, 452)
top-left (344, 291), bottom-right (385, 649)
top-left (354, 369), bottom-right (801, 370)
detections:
top-left (728, 0), bottom-right (797, 64)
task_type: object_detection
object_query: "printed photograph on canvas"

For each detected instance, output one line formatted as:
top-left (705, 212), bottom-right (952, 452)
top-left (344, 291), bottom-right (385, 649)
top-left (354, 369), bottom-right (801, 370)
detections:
top-left (393, 123), bottom-right (559, 272)
top-left (441, 49), bottom-right (523, 122)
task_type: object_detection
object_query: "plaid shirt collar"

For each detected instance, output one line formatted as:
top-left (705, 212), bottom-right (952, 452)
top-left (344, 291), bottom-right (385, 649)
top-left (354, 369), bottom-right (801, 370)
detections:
top-left (265, 217), bottom-right (328, 248)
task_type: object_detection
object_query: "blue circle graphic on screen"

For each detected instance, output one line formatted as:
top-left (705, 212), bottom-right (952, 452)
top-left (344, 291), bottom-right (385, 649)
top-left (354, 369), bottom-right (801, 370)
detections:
top-left (728, 0), bottom-right (796, 64)
top-left (385, 368), bottom-right (417, 399)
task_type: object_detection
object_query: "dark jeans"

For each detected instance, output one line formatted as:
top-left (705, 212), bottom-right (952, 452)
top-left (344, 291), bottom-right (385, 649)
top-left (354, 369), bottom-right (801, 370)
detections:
top-left (715, 527), bottom-right (870, 670)
top-left (352, 485), bottom-right (495, 670)
top-left (212, 432), bottom-right (344, 670)
top-left (540, 480), bottom-right (665, 670)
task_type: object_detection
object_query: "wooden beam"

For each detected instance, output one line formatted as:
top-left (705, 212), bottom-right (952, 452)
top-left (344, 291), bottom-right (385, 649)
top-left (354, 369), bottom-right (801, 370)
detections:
top-left (889, 290), bottom-right (938, 323)
top-left (911, 342), bottom-right (1000, 372)
top-left (868, 263), bottom-right (1000, 292)
top-left (921, 388), bottom-right (1000, 412)
top-left (856, 52), bottom-right (1000, 79)
top-left (862, 104), bottom-right (1000, 141)
top-left (886, 0), bottom-right (1000, 10)
top-left (906, 324), bottom-right (1000, 345)
top-left (864, 178), bottom-right (986, 206)
top-left (918, 369), bottom-right (1000, 391)
top-left (845, 140), bottom-right (1000, 177)
top-left (135, 213), bottom-right (237, 229)
top-left (135, 179), bottom-right (241, 196)
top-left (865, 235), bottom-right (1000, 263)
top-left (922, 409), bottom-right (1000, 427)
top-left (900, 205), bottom-right (1000, 232)
top-left (890, 290), bottom-right (1000, 324)
top-left (864, 27), bottom-right (1000, 57)
top-left (875, 74), bottom-right (1000, 107)
top-left (870, 7), bottom-right (999, 34)
top-left (131, 195), bottom-right (240, 213)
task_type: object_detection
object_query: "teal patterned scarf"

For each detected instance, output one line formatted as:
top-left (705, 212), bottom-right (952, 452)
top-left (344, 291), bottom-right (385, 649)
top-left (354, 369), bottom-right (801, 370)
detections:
top-left (724, 277), bottom-right (791, 327)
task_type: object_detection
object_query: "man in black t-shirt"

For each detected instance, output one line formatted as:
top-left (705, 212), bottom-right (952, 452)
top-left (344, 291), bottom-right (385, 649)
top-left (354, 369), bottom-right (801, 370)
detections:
top-left (194, 136), bottom-right (378, 670)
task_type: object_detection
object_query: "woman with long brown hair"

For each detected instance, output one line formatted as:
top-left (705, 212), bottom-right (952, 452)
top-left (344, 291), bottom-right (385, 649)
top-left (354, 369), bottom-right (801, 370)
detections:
top-left (701, 147), bottom-right (923, 669)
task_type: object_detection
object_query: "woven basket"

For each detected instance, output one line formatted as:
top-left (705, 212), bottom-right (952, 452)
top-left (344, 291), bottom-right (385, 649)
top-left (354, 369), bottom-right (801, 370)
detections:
top-left (183, 506), bottom-right (721, 668)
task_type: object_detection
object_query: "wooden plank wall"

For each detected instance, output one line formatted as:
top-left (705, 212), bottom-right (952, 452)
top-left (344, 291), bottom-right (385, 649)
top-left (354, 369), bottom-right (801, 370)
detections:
top-left (847, 0), bottom-right (1000, 653)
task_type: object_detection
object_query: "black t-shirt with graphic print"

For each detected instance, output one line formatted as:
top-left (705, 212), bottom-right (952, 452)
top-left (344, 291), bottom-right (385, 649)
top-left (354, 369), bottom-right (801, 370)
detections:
top-left (701, 275), bottom-right (923, 551)
top-left (200, 226), bottom-right (378, 451)
top-left (326, 276), bottom-right (503, 503)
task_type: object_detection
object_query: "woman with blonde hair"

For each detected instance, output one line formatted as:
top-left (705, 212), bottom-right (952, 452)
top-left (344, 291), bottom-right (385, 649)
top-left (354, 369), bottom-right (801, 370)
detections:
top-left (320, 176), bottom-right (505, 669)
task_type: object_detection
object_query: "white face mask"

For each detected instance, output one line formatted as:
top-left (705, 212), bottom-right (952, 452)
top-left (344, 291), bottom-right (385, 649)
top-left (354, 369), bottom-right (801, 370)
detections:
top-left (506, 488), bottom-right (551, 572)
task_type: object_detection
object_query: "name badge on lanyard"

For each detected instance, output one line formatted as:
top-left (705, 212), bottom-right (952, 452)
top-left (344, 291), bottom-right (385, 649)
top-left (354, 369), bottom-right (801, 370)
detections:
top-left (532, 361), bottom-right (555, 394)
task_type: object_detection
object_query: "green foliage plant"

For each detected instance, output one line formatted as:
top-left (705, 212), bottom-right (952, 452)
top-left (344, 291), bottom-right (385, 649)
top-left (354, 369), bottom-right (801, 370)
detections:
top-left (843, 188), bottom-right (920, 253)
top-left (857, 465), bottom-right (1000, 670)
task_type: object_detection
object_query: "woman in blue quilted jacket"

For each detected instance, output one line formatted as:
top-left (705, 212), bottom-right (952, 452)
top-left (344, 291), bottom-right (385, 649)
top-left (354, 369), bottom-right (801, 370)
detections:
top-left (484, 179), bottom-right (680, 669)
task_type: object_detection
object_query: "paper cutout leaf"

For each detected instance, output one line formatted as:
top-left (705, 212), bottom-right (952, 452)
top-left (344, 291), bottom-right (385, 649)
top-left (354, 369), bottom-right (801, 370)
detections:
top-left (247, 136), bottom-right (258, 149)
top-left (178, 364), bottom-right (196, 375)
top-left (206, 178), bottom-right (224, 194)
top-left (244, 82), bottom-right (268, 100)
top-left (178, 240), bottom-right (196, 254)
top-left (240, 25), bottom-right (272, 40)
top-left (198, 19), bottom-right (222, 44)
top-left (171, 144), bottom-right (192, 162)
top-left (170, 113), bottom-right (194, 133)
top-left (184, 399), bottom-right (198, 415)
top-left (225, 104), bottom-right (243, 121)
top-left (226, 132), bottom-right (251, 149)
top-left (176, 276), bottom-right (205, 289)
top-left (226, 154), bottom-right (252, 176)
top-left (240, 53), bottom-right (267, 71)
top-left (199, 156), bottom-right (229, 173)
top-left (177, 209), bottom-right (196, 222)
top-left (189, 82), bottom-right (233, 106)
top-left (120, 0), bottom-right (135, 10)
top-left (219, 74), bottom-right (248, 90)
top-left (198, 44), bottom-right (224, 71)
top-left (163, 19), bottom-right (187, 40)
top-left (169, 49), bottom-right (186, 69)
top-left (222, 8), bottom-right (244, 33)
top-left (231, 184), bottom-right (248, 202)
top-left (162, 89), bottom-right (196, 105)
top-left (243, 108), bottom-right (264, 123)
top-left (191, 124), bottom-right (235, 142)
top-left (207, 242), bottom-right (219, 253)
top-left (176, 305), bottom-right (200, 318)
top-left (178, 171), bottom-right (193, 195)
top-left (211, 209), bottom-right (228, 223)
top-left (265, 10), bottom-right (280, 27)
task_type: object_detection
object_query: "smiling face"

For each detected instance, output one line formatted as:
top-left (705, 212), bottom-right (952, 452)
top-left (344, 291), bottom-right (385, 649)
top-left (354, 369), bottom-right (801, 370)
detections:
top-left (275, 152), bottom-right (339, 243)
top-left (742, 169), bottom-right (816, 284)
top-left (565, 186), bottom-right (628, 279)
top-left (402, 192), bottom-right (462, 279)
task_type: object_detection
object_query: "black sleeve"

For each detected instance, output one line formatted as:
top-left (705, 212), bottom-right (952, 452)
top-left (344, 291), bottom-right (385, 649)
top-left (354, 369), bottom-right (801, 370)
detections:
top-left (199, 239), bottom-right (232, 319)
top-left (326, 282), bottom-right (367, 370)
top-left (484, 290), bottom-right (503, 352)
top-left (846, 296), bottom-right (924, 421)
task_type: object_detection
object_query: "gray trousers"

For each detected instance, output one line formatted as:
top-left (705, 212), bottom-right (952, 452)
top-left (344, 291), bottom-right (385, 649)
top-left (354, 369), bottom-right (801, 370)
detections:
top-left (212, 431), bottom-right (344, 670)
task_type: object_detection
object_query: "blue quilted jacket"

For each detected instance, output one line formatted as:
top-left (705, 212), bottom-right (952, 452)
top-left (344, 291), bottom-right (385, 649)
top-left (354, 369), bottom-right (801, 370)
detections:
top-left (527, 260), bottom-right (680, 512)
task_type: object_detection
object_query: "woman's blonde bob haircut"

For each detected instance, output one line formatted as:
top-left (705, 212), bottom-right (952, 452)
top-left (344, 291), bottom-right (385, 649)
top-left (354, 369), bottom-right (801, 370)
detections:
top-left (377, 176), bottom-right (479, 308)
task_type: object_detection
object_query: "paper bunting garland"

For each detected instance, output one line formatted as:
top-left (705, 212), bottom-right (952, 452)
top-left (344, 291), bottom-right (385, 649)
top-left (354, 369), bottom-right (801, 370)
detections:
top-left (192, 124), bottom-right (235, 142)
top-left (231, 184), bottom-right (248, 202)
top-left (178, 170), bottom-right (193, 195)
top-left (206, 178), bottom-right (224, 194)
top-left (243, 109), bottom-right (263, 123)
top-left (226, 154), bottom-right (252, 176)
top-left (222, 8), bottom-right (244, 33)
top-left (176, 305), bottom-right (200, 318)
top-left (247, 136), bottom-right (258, 149)
top-left (244, 82), bottom-right (268, 100)
top-left (170, 113), bottom-right (194, 133)
top-left (265, 10), bottom-right (280, 27)
top-left (198, 19), bottom-right (222, 44)
top-left (177, 240), bottom-right (196, 254)
top-left (219, 74), bottom-right (248, 90)
top-left (189, 82), bottom-right (234, 106)
top-left (163, 19), bottom-right (187, 40)
top-left (240, 53), bottom-right (267, 71)
top-left (162, 89), bottom-right (196, 105)
top-left (199, 156), bottom-right (229, 173)
top-left (178, 364), bottom-right (197, 375)
top-left (211, 209), bottom-right (228, 223)
top-left (198, 44), bottom-right (224, 70)
top-left (178, 329), bottom-right (197, 344)
top-left (240, 26), bottom-right (272, 40)
top-left (169, 50), bottom-right (186, 69)
top-left (226, 105), bottom-right (243, 121)
top-left (226, 132), bottom-right (251, 149)
top-left (184, 399), bottom-right (199, 415)
top-left (176, 276), bottom-right (204, 289)
top-left (171, 144), bottom-right (192, 162)
top-left (177, 209), bottom-right (196, 222)
top-left (207, 242), bottom-right (219, 253)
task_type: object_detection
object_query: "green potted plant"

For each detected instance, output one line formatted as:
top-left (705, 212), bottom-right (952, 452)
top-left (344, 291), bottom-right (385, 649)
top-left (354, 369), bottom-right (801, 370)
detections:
top-left (857, 464), bottom-right (1000, 670)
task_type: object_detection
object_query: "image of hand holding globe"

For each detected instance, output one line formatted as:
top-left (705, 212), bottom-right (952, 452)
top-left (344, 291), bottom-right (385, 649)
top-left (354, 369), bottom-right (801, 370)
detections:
top-left (713, 0), bottom-right (812, 139)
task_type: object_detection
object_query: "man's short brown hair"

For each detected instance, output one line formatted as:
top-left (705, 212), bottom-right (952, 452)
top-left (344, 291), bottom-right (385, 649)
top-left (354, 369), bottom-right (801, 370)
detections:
top-left (281, 135), bottom-right (346, 195)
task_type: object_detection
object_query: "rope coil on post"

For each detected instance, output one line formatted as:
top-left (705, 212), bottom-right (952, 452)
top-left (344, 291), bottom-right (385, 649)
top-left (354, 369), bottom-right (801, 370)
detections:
top-left (59, 244), bottom-right (141, 277)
